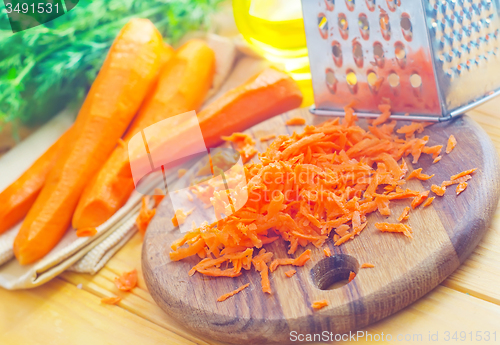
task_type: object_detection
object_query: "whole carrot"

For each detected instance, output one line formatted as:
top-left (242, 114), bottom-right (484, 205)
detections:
top-left (135, 67), bottom-right (304, 176)
top-left (14, 19), bottom-right (167, 265)
top-left (0, 128), bottom-right (72, 234)
top-left (72, 39), bottom-right (216, 229)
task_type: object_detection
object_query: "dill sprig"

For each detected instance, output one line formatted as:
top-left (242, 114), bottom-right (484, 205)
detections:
top-left (0, 0), bottom-right (223, 131)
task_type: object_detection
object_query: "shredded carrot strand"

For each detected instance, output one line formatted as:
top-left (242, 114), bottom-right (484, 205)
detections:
top-left (324, 247), bottom-right (331, 257)
top-left (422, 196), bottom-right (435, 207)
top-left (217, 283), bottom-right (250, 302)
top-left (456, 182), bottom-right (468, 195)
top-left (285, 269), bottom-right (297, 278)
top-left (312, 300), bottom-right (329, 310)
top-left (446, 135), bottom-right (457, 154)
top-left (398, 207), bottom-right (410, 222)
top-left (348, 271), bottom-right (356, 282)
top-left (451, 168), bottom-right (477, 181)
top-left (286, 117), bottom-right (306, 126)
top-left (361, 263), bottom-right (375, 268)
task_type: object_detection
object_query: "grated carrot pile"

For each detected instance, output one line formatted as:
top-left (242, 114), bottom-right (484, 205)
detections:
top-left (217, 283), bottom-right (250, 302)
top-left (168, 105), bottom-right (476, 296)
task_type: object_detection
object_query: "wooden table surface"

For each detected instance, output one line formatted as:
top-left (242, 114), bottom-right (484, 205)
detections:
top-left (1, 96), bottom-right (500, 344)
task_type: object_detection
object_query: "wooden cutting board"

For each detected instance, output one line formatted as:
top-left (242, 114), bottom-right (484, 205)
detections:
top-left (142, 108), bottom-right (500, 345)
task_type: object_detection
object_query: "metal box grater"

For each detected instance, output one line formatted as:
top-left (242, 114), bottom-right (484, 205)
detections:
top-left (302, 0), bottom-right (500, 121)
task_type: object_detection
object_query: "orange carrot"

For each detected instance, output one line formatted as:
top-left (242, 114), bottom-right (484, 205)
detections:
top-left (376, 222), bottom-right (413, 238)
top-left (411, 191), bottom-right (430, 209)
top-left (196, 67), bottom-right (303, 150)
top-left (222, 132), bottom-right (257, 163)
top-left (76, 228), bottom-right (97, 238)
top-left (398, 206), bottom-right (410, 222)
top-left (348, 271), bottom-right (356, 282)
top-left (285, 270), bottom-right (297, 278)
top-left (286, 117), bottom-right (306, 126)
top-left (451, 168), bottom-right (477, 181)
top-left (372, 104), bottom-right (391, 126)
top-left (312, 300), bottom-right (329, 310)
top-left (407, 168), bottom-right (434, 181)
top-left (0, 128), bottom-right (72, 235)
top-left (442, 175), bottom-right (471, 187)
top-left (115, 269), bottom-right (138, 291)
top-left (101, 296), bottom-right (122, 305)
top-left (269, 250), bottom-right (311, 272)
top-left (446, 134), bottom-right (457, 154)
top-left (72, 39), bottom-right (214, 230)
top-left (431, 184), bottom-right (446, 196)
top-left (252, 249), bottom-right (273, 294)
top-left (456, 182), bottom-right (468, 195)
top-left (361, 263), bottom-right (375, 268)
top-left (217, 283), bottom-right (250, 302)
top-left (324, 247), bottom-right (331, 257)
top-left (422, 196), bottom-right (435, 207)
top-left (136, 197), bottom-right (156, 235)
top-left (14, 19), bottom-right (166, 265)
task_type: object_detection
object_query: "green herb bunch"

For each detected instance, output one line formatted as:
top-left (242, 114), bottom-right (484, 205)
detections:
top-left (0, 0), bottom-right (223, 131)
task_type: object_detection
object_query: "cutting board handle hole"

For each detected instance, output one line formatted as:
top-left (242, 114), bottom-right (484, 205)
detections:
top-left (310, 254), bottom-right (359, 290)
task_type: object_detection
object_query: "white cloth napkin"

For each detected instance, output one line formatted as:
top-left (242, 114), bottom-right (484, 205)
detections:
top-left (0, 35), bottom-right (237, 289)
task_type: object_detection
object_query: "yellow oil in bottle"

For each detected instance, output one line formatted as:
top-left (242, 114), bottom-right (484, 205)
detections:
top-left (232, 0), bottom-right (314, 107)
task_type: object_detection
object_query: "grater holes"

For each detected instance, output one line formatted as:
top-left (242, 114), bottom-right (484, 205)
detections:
top-left (325, 0), bottom-right (335, 11)
top-left (380, 12), bottom-right (391, 40)
top-left (325, 68), bottom-right (338, 94)
top-left (365, 0), bottom-right (376, 12)
top-left (346, 70), bottom-right (358, 93)
top-left (338, 13), bottom-right (349, 40)
top-left (395, 41), bottom-right (406, 68)
top-left (410, 73), bottom-right (422, 88)
top-left (386, 0), bottom-right (401, 12)
top-left (367, 71), bottom-right (383, 93)
top-left (388, 72), bottom-right (400, 88)
top-left (373, 42), bottom-right (385, 67)
top-left (400, 14), bottom-right (413, 42)
top-left (345, 0), bottom-right (355, 11)
top-left (332, 41), bottom-right (343, 67)
top-left (353, 40), bottom-right (364, 67)
top-left (358, 14), bottom-right (370, 40)
top-left (318, 13), bottom-right (329, 39)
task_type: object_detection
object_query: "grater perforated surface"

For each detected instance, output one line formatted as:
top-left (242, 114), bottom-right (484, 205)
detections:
top-left (302, 0), bottom-right (500, 120)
